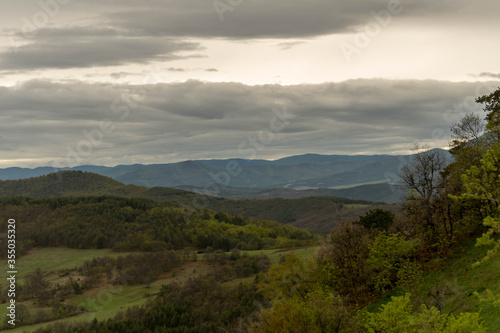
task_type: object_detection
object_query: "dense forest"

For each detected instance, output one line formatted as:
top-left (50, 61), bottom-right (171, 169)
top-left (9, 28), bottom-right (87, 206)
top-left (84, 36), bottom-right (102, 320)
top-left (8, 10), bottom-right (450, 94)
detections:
top-left (0, 196), bottom-right (317, 255)
top-left (1, 89), bottom-right (500, 331)
top-left (0, 171), bottom-right (394, 234)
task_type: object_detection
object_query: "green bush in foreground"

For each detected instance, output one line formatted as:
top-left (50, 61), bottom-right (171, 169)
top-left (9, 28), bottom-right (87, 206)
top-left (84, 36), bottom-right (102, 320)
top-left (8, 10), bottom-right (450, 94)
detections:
top-left (362, 293), bottom-right (486, 333)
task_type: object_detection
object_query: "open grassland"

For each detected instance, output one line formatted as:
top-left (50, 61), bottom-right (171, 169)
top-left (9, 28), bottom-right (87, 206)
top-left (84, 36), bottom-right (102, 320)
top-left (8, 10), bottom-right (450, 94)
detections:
top-left (2, 246), bottom-right (319, 332)
top-left (2, 259), bottom-right (213, 332)
top-left (196, 245), bottom-right (320, 264)
top-left (1, 247), bottom-right (126, 280)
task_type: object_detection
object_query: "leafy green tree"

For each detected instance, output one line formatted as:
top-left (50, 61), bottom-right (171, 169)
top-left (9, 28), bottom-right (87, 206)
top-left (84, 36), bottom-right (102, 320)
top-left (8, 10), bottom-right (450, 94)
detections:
top-left (257, 252), bottom-right (315, 301)
top-left (253, 298), bottom-right (319, 333)
top-left (456, 142), bottom-right (500, 265)
top-left (362, 293), bottom-right (414, 333)
top-left (476, 88), bottom-right (500, 139)
top-left (356, 209), bottom-right (395, 231)
top-left (320, 221), bottom-right (373, 302)
top-left (253, 290), bottom-right (360, 333)
top-left (255, 253), bottom-right (360, 333)
top-left (367, 233), bottom-right (420, 292)
top-left (362, 293), bottom-right (486, 333)
top-left (456, 142), bottom-right (500, 308)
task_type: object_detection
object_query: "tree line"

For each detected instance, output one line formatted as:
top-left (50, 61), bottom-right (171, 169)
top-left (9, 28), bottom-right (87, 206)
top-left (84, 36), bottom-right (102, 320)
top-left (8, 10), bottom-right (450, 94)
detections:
top-left (0, 196), bottom-right (317, 255)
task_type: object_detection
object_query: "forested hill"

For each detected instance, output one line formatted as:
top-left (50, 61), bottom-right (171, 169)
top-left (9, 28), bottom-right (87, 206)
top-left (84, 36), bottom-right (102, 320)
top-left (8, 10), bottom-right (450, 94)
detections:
top-left (0, 170), bottom-right (154, 198)
top-left (0, 196), bottom-right (317, 256)
top-left (0, 171), bottom-right (395, 233)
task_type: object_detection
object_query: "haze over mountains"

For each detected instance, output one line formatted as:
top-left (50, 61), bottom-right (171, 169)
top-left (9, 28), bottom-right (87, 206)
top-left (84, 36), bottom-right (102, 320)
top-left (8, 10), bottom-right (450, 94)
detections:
top-left (0, 170), bottom-right (398, 234)
top-left (0, 150), bottom-right (450, 203)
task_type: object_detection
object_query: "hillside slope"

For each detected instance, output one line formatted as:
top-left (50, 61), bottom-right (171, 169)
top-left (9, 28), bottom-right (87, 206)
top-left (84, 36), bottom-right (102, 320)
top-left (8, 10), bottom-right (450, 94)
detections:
top-left (0, 171), bottom-right (395, 233)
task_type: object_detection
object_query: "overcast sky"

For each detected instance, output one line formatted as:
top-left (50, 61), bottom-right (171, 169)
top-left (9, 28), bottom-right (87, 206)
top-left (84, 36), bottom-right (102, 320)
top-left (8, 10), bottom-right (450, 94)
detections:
top-left (1, 0), bottom-right (499, 168)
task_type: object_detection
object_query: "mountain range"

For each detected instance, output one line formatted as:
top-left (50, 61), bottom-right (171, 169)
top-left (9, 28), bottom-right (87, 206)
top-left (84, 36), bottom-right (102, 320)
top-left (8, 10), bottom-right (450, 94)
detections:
top-left (0, 150), bottom-right (450, 203)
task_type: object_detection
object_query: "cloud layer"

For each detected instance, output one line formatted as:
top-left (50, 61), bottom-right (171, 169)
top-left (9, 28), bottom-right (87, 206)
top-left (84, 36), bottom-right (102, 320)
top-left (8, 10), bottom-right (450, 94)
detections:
top-left (0, 0), bottom-right (468, 71)
top-left (0, 78), bottom-right (496, 167)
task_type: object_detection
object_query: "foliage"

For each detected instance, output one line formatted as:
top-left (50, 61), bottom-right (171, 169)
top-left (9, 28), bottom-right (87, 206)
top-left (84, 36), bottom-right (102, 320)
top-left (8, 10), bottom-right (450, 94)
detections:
top-left (203, 251), bottom-right (272, 281)
top-left (253, 298), bottom-right (319, 333)
top-left (368, 233), bottom-right (420, 292)
top-left (356, 208), bottom-right (395, 231)
top-left (455, 142), bottom-right (500, 265)
top-left (0, 196), bottom-right (317, 253)
top-left (208, 196), bottom-right (393, 234)
top-left (459, 142), bottom-right (500, 210)
top-left (474, 289), bottom-right (500, 308)
top-left (0, 170), bottom-right (396, 234)
top-left (253, 290), bottom-right (359, 333)
top-left (476, 88), bottom-right (500, 138)
top-left (23, 268), bottom-right (51, 304)
top-left (77, 250), bottom-right (182, 286)
top-left (32, 276), bottom-right (262, 333)
top-left (255, 253), bottom-right (360, 332)
top-left (362, 293), bottom-right (486, 333)
top-left (257, 252), bottom-right (315, 302)
top-left (320, 221), bottom-right (373, 302)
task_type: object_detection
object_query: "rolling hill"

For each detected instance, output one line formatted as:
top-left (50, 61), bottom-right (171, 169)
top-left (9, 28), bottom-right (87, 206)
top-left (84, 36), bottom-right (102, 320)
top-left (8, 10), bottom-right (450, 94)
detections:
top-left (0, 171), bottom-right (396, 233)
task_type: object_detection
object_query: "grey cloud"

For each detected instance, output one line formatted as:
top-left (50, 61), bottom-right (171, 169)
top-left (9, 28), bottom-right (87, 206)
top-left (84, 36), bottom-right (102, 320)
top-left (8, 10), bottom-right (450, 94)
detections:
top-left (102, 0), bottom-right (462, 39)
top-left (478, 72), bottom-right (500, 79)
top-left (0, 37), bottom-right (202, 70)
top-left (1, 78), bottom-right (497, 167)
top-left (277, 42), bottom-right (305, 50)
top-left (0, 0), bottom-right (469, 71)
top-left (30, 0), bottom-right (461, 40)
top-left (110, 72), bottom-right (142, 79)
top-left (18, 26), bottom-right (121, 39)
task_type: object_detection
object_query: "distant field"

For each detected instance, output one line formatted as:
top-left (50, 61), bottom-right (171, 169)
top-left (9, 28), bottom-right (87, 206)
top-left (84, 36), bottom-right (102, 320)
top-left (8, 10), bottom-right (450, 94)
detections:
top-left (0, 248), bottom-right (135, 329)
top-left (256, 245), bottom-right (320, 264)
top-left (197, 245), bottom-right (321, 264)
top-left (1, 246), bottom-right (320, 332)
top-left (1, 247), bottom-right (125, 280)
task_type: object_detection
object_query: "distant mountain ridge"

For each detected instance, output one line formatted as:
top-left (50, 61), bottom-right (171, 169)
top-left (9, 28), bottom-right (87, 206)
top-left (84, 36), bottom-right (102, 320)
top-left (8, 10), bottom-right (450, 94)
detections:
top-left (0, 150), bottom-right (450, 203)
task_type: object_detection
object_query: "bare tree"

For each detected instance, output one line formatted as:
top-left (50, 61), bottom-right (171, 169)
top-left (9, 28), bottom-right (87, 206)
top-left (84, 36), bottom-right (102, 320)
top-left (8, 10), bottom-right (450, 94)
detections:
top-left (400, 144), bottom-right (447, 202)
top-left (450, 113), bottom-right (485, 148)
top-left (400, 144), bottom-right (448, 244)
top-left (450, 113), bottom-right (486, 165)
top-left (17, 304), bottom-right (31, 325)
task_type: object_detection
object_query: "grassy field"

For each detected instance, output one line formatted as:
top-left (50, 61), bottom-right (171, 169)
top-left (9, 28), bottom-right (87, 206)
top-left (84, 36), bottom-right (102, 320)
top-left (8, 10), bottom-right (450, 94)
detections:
top-left (228, 245), bottom-right (320, 264)
top-left (1, 247), bottom-right (128, 280)
top-left (1, 246), bottom-right (320, 332)
top-left (3, 260), bottom-right (215, 333)
top-left (1, 248), bottom-right (132, 330)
